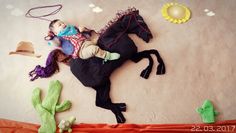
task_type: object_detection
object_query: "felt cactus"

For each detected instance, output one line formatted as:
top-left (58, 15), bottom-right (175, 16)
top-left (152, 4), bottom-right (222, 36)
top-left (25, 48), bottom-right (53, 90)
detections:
top-left (58, 116), bottom-right (76, 133)
top-left (32, 80), bottom-right (72, 133)
top-left (196, 99), bottom-right (219, 124)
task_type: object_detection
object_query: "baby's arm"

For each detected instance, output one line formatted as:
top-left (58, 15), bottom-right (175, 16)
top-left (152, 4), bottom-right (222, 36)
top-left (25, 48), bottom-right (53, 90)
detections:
top-left (45, 31), bottom-right (61, 47)
top-left (48, 37), bottom-right (61, 47)
top-left (77, 26), bottom-right (99, 43)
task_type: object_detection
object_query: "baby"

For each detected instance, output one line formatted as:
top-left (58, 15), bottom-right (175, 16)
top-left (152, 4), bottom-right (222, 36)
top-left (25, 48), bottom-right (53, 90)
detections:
top-left (47, 19), bottom-right (120, 61)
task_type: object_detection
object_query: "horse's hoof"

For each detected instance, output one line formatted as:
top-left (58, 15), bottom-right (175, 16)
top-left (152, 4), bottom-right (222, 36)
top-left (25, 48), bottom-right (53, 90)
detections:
top-left (140, 67), bottom-right (151, 79)
top-left (156, 64), bottom-right (166, 75)
top-left (116, 114), bottom-right (126, 123)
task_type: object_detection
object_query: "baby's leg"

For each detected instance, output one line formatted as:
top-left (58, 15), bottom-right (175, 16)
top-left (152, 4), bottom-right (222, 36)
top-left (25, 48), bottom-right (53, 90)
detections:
top-left (79, 41), bottom-right (120, 61)
top-left (79, 41), bottom-right (106, 59)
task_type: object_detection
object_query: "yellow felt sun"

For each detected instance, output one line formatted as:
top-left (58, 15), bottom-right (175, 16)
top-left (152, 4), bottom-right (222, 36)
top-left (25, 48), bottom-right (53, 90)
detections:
top-left (161, 2), bottom-right (191, 24)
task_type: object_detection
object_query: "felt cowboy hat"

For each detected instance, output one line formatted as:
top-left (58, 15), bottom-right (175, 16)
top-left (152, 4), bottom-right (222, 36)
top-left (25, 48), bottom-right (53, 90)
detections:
top-left (9, 41), bottom-right (41, 58)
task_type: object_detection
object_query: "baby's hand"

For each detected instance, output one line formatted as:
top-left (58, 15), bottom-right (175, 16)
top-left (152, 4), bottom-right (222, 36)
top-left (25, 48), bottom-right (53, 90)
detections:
top-left (78, 26), bottom-right (86, 32)
top-left (45, 31), bottom-right (55, 41)
top-left (91, 31), bottom-right (99, 44)
top-left (48, 37), bottom-right (61, 47)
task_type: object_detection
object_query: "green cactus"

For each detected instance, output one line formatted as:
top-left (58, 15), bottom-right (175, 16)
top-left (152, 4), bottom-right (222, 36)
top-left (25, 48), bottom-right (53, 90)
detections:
top-left (196, 99), bottom-right (219, 124)
top-left (32, 80), bottom-right (72, 133)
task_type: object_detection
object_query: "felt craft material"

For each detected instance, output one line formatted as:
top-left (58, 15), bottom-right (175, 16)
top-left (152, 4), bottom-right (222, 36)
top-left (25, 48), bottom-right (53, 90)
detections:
top-left (58, 116), bottom-right (76, 133)
top-left (60, 38), bottom-right (75, 55)
top-left (48, 37), bottom-right (61, 47)
top-left (54, 22), bottom-right (120, 60)
top-left (59, 31), bottom-right (86, 58)
top-left (161, 2), bottom-right (191, 24)
top-left (30, 7), bottom-right (166, 123)
top-left (196, 99), bottom-right (219, 124)
top-left (57, 29), bottom-right (98, 56)
top-left (104, 51), bottom-right (120, 62)
top-left (57, 25), bottom-right (78, 36)
top-left (47, 38), bottom-right (74, 56)
top-left (204, 9), bottom-right (216, 16)
top-left (92, 6), bottom-right (103, 13)
top-left (206, 11), bottom-right (215, 16)
top-left (9, 41), bottom-right (41, 58)
top-left (32, 80), bottom-right (72, 133)
top-left (29, 49), bottom-right (71, 81)
top-left (25, 4), bottom-right (63, 22)
top-left (52, 23), bottom-right (105, 59)
top-left (2, 119), bottom-right (236, 133)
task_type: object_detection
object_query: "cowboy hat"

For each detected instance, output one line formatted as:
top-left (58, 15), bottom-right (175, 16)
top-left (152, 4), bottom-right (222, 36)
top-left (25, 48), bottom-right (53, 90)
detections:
top-left (9, 41), bottom-right (41, 58)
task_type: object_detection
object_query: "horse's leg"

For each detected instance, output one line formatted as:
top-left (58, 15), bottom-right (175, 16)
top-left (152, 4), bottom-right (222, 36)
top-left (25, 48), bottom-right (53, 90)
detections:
top-left (148, 49), bottom-right (166, 75)
top-left (121, 11), bottom-right (153, 43)
top-left (93, 80), bottom-right (126, 123)
top-left (95, 88), bottom-right (127, 112)
top-left (131, 49), bottom-right (166, 78)
top-left (113, 103), bottom-right (127, 112)
top-left (131, 51), bottom-right (154, 79)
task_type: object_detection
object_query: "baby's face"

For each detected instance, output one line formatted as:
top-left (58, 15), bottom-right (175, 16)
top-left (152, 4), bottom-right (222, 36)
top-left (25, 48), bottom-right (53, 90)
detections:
top-left (52, 20), bottom-right (66, 35)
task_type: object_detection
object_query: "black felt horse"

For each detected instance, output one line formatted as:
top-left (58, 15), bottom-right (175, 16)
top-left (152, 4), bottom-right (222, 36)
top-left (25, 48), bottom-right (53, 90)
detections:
top-left (70, 8), bottom-right (165, 123)
top-left (30, 8), bottom-right (165, 123)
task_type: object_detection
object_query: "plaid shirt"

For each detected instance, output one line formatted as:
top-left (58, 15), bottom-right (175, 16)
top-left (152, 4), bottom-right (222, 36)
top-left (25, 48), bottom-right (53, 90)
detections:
top-left (61, 33), bottom-right (87, 58)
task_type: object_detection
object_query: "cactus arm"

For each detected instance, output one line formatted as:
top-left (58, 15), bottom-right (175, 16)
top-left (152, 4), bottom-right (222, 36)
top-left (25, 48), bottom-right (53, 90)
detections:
top-left (32, 87), bottom-right (42, 109)
top-left (56, 100), bottom-right (72, 112)
top-left (214, 110), bottom-right (219, 116)
top-left (196, 107), bottom-right (203, 114)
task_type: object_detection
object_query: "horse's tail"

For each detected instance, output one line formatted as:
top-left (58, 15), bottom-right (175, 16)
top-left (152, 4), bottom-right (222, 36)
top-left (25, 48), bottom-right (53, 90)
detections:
top-left (29, 49), bottom-right (71, 81)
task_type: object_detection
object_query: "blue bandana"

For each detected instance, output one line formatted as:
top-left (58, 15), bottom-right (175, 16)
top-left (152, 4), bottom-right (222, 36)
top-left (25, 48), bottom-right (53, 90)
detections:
top-left (57, 25), bottom-right (78, 37)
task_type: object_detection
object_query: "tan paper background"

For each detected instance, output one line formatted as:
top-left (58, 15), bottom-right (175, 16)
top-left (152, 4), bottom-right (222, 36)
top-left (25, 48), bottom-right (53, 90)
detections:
top-left (0, 0), bottom-right (235, 124)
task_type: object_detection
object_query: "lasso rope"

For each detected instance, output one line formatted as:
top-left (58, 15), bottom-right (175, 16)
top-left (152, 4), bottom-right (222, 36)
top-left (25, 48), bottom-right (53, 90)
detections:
top-left (25, 4), bottom-right (63, 22)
